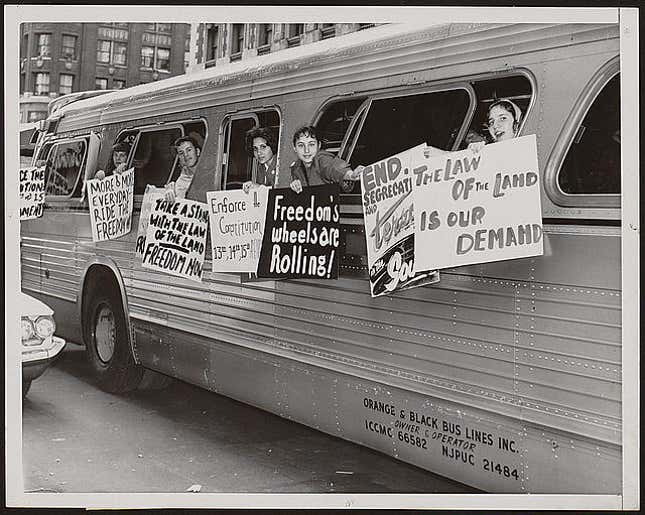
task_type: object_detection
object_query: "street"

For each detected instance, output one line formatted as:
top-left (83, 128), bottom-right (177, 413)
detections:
top-left (22, 343), bottom-right (478, 494)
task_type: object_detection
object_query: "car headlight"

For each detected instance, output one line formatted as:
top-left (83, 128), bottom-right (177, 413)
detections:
top-left (35, 315), bottom-right (56, 339)
top-left (21, 317), bottom-right (35, 341)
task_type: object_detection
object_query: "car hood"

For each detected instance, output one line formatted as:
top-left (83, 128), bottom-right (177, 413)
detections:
top-left (20, 292), bottom-right (54, 317)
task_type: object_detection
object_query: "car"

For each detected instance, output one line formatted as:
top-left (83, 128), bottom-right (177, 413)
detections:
top-left (21, 292), bottom-right (66, 398)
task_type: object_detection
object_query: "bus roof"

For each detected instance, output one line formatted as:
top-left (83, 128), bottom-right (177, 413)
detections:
top-left (57, 22), bottom-right (453, 117)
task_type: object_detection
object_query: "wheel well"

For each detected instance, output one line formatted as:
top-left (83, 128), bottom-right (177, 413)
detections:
top-left (81, 265), bottom-right (127, 347)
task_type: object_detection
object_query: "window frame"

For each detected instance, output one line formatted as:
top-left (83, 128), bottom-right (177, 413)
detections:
top-left (544, 57), bottom-right (620, 209)
top-left (34, 72), bottom-right (50, 95)
top-left (61, 34), bottom-right (77, 60)
top-left (36, 33), bottom-right (51, 57)
top-left (341, 82), bottom-right (477, 167)
top-left (59, 73), bottom-right (74, 95)
top-left (43, 136), bottom-right (89, 200)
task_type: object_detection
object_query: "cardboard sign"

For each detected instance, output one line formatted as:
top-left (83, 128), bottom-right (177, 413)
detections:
top-left (257, 185), bottom-right (340, 279)
top-left (141, 197), bottom-right (209, 281)
top-left (361, 144), bottom-right (439, 297)
top-left (206, 187), bottom-right (269, 273)
top-left (414, 135), bottom-right (543, 271)
top-left (135, 185), bottom-right (165, 258)
top-left (87, 168), bottom-right (135, 241)
top-left (20, 166), bottom-right (46, 220)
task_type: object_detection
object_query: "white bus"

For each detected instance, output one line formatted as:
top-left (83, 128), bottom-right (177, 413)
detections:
top-left (21, 21), bottom-right (623, 493)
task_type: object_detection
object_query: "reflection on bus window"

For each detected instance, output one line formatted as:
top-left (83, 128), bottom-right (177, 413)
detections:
top-left (558, 74), bottom-right (620, 195)
top-left (131, 128), bottom-right (182, 195)
top-left (44, 140), bottom-right (86, 197)
top-left (315, 97), bottom-right (366, 155)
top-left (221, 109), bottom-right (280, 190)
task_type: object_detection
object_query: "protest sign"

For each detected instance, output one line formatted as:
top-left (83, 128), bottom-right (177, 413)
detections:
top-left (141, 197), bottom-right (209, 281)
top-left (20, 166), bottom-right (46, 220)
top-left (257, 185), bottom-right (340, 279)
top-left (361, 144), bottom-right (439, 297)
top-left (87, 168), bottom-right (134, 241)
top-left (135, 185), bottom-right (165, 258)
top-left (414, 134), bottom-right (543, 271)
top-left (206, 187), bottom-right (269, 273)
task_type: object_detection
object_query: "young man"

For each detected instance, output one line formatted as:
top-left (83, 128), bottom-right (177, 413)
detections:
top-left (242, 127), bottom-right (278, 193)
top-left (164, 136), bottom-right (201, 203)
top-left (289, 125), bottom-right (364, 193)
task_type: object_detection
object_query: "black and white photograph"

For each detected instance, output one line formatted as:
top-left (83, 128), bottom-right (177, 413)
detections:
top-left (4, 4), bottom-right (640, 511)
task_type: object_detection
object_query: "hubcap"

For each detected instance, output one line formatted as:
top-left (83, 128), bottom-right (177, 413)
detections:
top-left (94, 304), bottom-right (116, 364)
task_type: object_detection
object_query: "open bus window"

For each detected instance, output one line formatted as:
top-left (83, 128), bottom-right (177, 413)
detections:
top-left (131, 127), bottom-right (182, 195)
top-left (44, 139), bottom-right (86, 197)
top-left (342, 88), bottom-right (471, 194)
top-left (220, 109), bottom-right (280, 190)
top-left (315, 97), bottom-right (366, 155)
top-left (461, 75), bottom-right (533, 149)
top-left (558, 74), bottom-right (620, 195)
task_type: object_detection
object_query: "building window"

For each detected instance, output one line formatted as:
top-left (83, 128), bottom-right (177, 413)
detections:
top-left (113, 42), bottom-right (128, 65)
top-left (114, 79), bottom-right (126, 89)
top-left (156, 48), bottom-right (170, 70)
top-left (97, 40), bottom-right (111, 63)
top-left (59, 74), bottom-right (74, 95)
top-left (97, 40), bottom-right (128, 65)
top-left (231, 24), bottom-right (244, 56)
top-left (258, 24), bottom-right (273, 47)
top-left (320, 24), bottom-right (335, 39)
top-left (141, 46), bottom-right (154, 68)
top-left (95, 77), bottom-right (108, 90)
top-left (287, 24), bottom-right (303, 47)
top-left (36, 33), bottom-right (51, 57)
top-left (206, 26), bottom-right (219, 61)
top-left (61, 35), bottom-right (77, 59)
top-left (28, 110), bottom-right (48, 122)
top-left (34, 72), bottom-right (50, 95)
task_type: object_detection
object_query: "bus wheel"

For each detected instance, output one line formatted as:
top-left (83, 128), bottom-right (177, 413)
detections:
top-left (84, 291), bottom-right (142, 393)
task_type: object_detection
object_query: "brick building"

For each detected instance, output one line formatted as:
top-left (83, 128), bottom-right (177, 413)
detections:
top-left (19, 22), bottom-right (190, 122)
top-left (187, 23), bottom-right (379, 71)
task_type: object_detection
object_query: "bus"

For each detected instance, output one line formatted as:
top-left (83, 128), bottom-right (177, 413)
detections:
top-left (20, 21), bottom-right (623, 494)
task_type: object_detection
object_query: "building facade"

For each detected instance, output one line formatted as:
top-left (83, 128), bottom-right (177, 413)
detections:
top-left (188, 23), bottom-right (380, 72)
top-left (19, 22), bottom-right (190, 122)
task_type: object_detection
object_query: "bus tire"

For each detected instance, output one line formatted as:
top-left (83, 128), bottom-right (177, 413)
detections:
top-left (84, 290), bottom-right (143, 393)
top-left (138, 368), bottom-right (173, 391)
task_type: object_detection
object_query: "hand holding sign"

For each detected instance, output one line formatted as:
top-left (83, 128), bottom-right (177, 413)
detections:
top-left (413, 135), bottom-right (543, 271)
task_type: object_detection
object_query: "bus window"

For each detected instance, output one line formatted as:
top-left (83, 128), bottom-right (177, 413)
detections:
top-left (44, 139), bottom-right (87, 197)
top-left (558, 73), bottom-right (620, 195)
top-left (131, 127), bottom-right (182, 195)
top-left (343, 88), bottom-right (471, 194)
top-left (314, 97), bottom-right (366, 155)
top-left (221, 109), bottom-right (280, 190)
top-left (462, 74), bottom-right (533, 148)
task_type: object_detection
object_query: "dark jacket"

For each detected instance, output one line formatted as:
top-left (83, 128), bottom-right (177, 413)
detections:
top-left (289, 150), bottom-right (350, 186)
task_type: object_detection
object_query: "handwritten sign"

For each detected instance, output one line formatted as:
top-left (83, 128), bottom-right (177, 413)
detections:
top-left (361, 144), bottom-right (439, 297)
top-left (141, 197), bottom-right (209, 281)
top-left (135, 185), bottom-right (165, 258)
top-left (87, 168), bottom-right (134, 241)
top-left (414, 135), bottom-right (543, 271)
top-left (206, 187), bottom-right (269, 273)
top-left (20, 166), bottom-right (46, 220)
top-left (257, 185), bottom-right (340, 279)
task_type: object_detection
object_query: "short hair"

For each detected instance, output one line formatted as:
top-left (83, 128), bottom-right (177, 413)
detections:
top-left (112, 141), bottom-right (130, 154)
top-left (173, 135), bottom-right (200, 151)
top-left (488, 99), bottom-right (522, 125)
top-left (292, 125), bottom-right (320, 146)
top-left (245, 127), bottom-right (278, 156)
